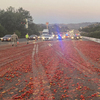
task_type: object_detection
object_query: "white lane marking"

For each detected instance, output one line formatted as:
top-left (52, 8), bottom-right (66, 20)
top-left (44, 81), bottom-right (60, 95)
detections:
top-left (32, 44), bottom-right (36, 58)
top-left (36, 44), bottom-right (38, 54)
top-left (32, 43), bottom-right (53, 99)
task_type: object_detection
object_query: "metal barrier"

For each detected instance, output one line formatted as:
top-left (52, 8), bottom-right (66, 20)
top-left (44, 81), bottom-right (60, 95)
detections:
top-left (82, 36), bottom-right (100, 43)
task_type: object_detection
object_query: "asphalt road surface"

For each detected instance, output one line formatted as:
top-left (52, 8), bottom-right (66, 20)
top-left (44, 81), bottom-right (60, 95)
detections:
top-left (0, 38), bottom-right (100, 100)
top-left (0, 38), bottom-right (26, 45)
top-left (0, 38), bottom-right (88, 46)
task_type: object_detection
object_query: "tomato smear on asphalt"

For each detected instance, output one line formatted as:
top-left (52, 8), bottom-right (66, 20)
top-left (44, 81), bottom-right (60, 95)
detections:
top-left (0, 41), bottom-right (100, 100)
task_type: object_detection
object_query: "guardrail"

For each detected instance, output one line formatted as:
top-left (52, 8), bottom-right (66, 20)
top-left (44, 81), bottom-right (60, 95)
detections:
top-left (82, 36), bottom-right (100, 43)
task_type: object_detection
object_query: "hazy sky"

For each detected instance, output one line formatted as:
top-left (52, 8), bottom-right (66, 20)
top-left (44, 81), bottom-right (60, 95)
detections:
top-left (0, 0), bottom-right (100, 24)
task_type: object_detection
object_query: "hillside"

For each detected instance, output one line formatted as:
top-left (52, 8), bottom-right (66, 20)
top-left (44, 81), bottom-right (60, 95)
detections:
top-left (37, 22), bottom-right (97, 31)
top-left (80, 22), bottom-right (100, 39)
top-left (66, 22), bottom-right (97, 30)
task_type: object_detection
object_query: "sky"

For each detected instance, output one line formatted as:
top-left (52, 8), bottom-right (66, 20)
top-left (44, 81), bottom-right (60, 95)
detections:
top-left (0, 0), bottom-right (100, 24)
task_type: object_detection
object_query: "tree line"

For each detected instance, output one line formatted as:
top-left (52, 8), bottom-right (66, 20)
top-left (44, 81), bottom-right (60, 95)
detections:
top-left (79, 23), bottom-right (100, 39)
top-left (0, 6), bottom-right (39, 37)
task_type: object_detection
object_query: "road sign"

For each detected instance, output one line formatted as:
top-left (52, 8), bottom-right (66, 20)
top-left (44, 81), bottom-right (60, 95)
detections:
top-left (46, 22), bottom-right (49, 25)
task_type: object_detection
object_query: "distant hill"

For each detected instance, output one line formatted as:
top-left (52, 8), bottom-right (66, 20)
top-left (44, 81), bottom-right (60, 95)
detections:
top-left (37, 22), bottom-right (98, 32)
top-left (85, 22), bottom-right (100, 28)
top-left (80, 22), bottom-right (100, 39)
top-left (66, 22), bottom-right (97, 30)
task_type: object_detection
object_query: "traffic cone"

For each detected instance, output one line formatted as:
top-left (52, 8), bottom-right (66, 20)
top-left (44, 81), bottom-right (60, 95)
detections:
top-left (17, 41), bottom-right (19, 44)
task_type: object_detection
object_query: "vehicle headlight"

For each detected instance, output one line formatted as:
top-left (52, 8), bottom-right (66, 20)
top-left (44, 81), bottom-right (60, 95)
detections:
top-left (8, 38), bottom-right (11, 40)
top-left (80, 36), bottom-right (82, 38)
top-left (49, 37), bottom-right (52, 39)
top-left (77, 37), bottom-right (79, 38)
top-left (42, 37), bottom-right (44, 39)
top-left (62, 36), bottom-right (65, 38)
top-left (1, 38), bottom-right (3, 40)
top-left (71, 37), bottom-right (74, 39)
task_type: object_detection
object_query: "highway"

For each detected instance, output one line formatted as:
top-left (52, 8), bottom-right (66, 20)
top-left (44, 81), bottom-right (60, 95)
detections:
top-left (0, 38), bottom-right (100, 100)
top-left (0, 38), bottom-right (88, 46)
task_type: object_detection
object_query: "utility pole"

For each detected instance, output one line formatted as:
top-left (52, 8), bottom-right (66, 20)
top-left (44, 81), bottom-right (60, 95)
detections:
top-left (25, 18), bottom-right (28, 29)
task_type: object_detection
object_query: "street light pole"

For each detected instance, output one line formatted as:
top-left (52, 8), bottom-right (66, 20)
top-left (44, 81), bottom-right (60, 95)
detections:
top-left (25, 18), bottom-right (28, 29)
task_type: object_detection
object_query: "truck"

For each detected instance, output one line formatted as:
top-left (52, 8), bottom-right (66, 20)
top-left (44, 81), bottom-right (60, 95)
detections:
top-left (42, 29), bottom-right (49, 35)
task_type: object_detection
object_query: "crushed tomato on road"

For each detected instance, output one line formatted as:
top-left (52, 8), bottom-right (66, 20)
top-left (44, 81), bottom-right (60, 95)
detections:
top-left (0, 40), bottom-right (100, 100)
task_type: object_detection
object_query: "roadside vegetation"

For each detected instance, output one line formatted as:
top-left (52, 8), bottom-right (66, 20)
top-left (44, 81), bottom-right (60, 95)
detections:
top-left (0, 6), bottom-right (39, 38)
top-left (79, 23), bottom-right (100, 39)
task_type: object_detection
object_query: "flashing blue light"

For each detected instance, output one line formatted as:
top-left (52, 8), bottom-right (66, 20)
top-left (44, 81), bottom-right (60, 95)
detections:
top-left (66, 34), bottom-right (68, 36)
top-left (57, 35), bottom-right (62, 40)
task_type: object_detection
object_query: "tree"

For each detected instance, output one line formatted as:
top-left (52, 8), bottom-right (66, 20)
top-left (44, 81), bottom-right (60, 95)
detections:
top-left (15, 30), bottom-right (21, 37)
top-left (0, 24), bottom-right (7, 37)
top-left (37, 24), bottom-right (47, 31)
top-left (6, 6), bottom-right (15, 12)
top-left (28, 23), bottom-right (39, 35)
top-left (80, 24), bottom-right (100, 39)
top-left (0, 6), bottom-right (39, 37)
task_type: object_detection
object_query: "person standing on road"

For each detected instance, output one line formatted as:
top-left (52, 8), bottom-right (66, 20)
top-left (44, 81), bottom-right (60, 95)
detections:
top-left (11, 32), bottom-right (18, 46)
top-left (25, 33), bottom-right (29, 44)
